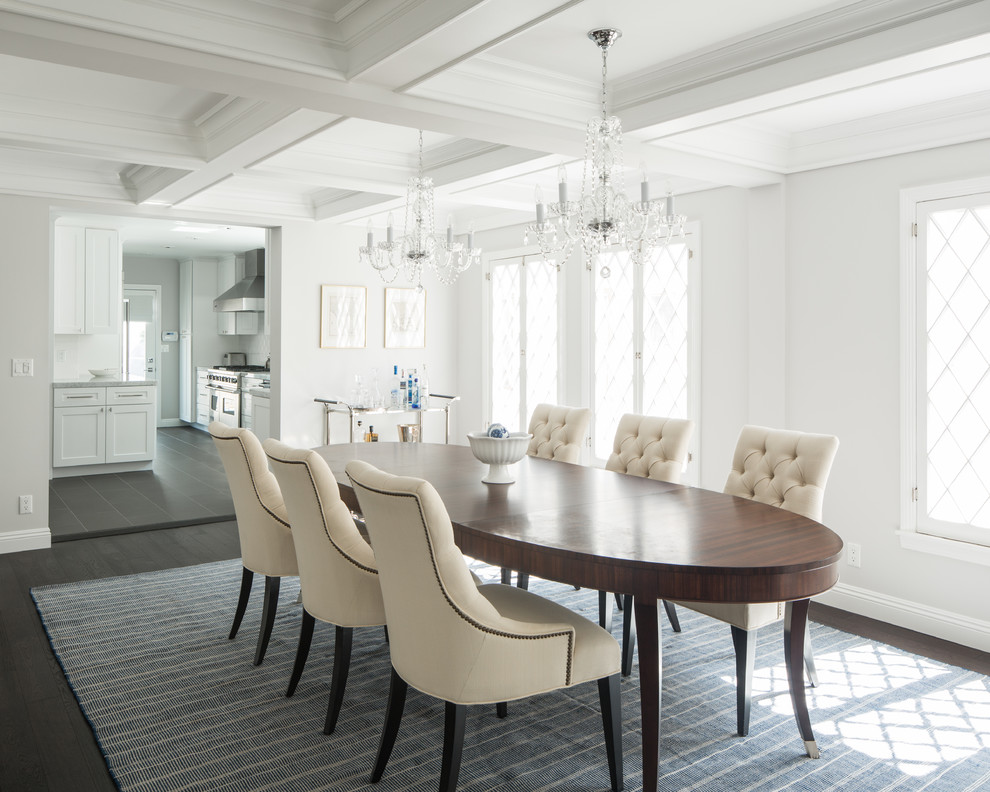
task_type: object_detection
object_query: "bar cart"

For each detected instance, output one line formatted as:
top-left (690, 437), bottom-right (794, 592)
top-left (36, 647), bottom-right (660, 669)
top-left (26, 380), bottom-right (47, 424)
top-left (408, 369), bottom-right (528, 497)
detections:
top-left (314, 394), bottom-right (459, 445)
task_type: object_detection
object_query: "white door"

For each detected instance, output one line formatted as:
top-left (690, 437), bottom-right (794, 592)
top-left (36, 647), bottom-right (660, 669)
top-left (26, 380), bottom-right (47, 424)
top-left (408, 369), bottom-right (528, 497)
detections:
top-left (122, 285), bottom-right (162, 425)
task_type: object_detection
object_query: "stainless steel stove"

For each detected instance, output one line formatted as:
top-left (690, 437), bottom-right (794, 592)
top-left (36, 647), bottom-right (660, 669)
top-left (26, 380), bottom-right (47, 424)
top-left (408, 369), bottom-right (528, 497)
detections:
top-left (205, 366), bottom-right (270, 428)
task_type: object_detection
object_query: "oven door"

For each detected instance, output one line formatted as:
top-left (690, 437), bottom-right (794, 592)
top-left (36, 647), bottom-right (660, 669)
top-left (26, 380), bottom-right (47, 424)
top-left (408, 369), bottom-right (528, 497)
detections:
top-left (207, 386), bottom-right (240, 428)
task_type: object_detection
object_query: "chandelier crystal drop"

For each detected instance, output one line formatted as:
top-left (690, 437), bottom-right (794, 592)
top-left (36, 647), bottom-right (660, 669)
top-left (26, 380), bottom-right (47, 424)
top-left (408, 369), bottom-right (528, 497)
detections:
top-left (525, 29), bottom-right (686, 278)
top-left (360, 130), bottom-right (481, 288)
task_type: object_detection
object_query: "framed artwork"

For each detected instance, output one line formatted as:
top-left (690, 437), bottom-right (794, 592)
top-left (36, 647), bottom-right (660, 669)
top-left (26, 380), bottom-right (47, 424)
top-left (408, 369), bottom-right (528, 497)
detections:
top-left (385, 287), bottom-right (426, 348)
top-left (320, 285), bottom-right (366, 348)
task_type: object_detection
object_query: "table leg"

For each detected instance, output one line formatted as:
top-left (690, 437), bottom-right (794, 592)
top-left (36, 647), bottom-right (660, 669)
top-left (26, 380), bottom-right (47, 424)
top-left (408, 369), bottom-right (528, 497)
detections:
top-left (784, 599), bottom-right (820, 759)
top-left (634, 596), bottom-right (661, 792)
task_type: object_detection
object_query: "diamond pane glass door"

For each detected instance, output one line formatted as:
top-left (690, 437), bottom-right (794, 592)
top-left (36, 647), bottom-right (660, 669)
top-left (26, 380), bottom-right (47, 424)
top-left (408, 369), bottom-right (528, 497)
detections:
top-left (489, 256), bottom-right (559, 432)
top-left (593, 250), bottom-right (635, 457)
top-left (642, 242), bottom-right (690, 419)
top-left (918, 197), bottom-right (990, 544)
top-left (491, 263), bottom-right (521, 429)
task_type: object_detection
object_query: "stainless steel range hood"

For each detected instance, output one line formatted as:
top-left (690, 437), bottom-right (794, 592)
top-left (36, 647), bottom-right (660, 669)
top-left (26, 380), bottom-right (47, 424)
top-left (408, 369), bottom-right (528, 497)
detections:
top-left (214, 249), bottom-right (265, 312)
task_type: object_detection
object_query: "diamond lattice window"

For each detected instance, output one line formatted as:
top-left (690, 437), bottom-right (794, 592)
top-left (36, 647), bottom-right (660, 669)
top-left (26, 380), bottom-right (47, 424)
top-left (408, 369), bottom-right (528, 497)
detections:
top-left (489, 257), bottom-right (558, 431)
top-left (593, 244), bottom-right (691, 461)
top-left (918, 200), bottom-right (990, 542)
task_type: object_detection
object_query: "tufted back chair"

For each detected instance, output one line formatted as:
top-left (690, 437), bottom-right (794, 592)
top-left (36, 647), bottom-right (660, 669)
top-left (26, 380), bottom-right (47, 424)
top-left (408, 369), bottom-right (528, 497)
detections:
top-left (526, 403), bottom-right (592, 464)
top-left (210, 422), bottom-right (296, 577)
top-left (605, 414), bottom-right (695, 483)
top-left (723, 425), bottom-right (837, 521)
top-left (345, 458), bottom-right (623, 792)
top-left (673, 424), bottom-right (839, 738)
top-left (264, 439), bottom-right (384, 628)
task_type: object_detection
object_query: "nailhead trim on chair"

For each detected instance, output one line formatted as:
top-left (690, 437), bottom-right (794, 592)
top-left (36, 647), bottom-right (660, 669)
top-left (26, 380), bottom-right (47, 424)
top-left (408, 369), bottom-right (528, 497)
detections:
top-left (268, 454), bottom-right (378, 575)
top-left (347, 475), bottom-right (575, 687)
top-left (211, 432), bottom-right (291, 529)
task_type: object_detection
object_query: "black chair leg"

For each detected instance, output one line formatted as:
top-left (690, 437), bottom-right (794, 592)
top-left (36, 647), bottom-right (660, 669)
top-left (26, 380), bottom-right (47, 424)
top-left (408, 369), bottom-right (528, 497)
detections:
top-left (621, 595), bottom-right (636, 676)
top-left (495, 702), bottom-right (507, 718)
top-left (253, 575), bottom-right (280, 666)
top-left (370, 667), bottom-right (408, 783)
top-left (598, 674), bottom-right (624, 792)
top-left (804, 622), bottom-right (819, 687)
top-left (516, 572), bottom-right (529, 590)
top-left (324, 626), bottom-right (353, 735)
top-left (229, 566), bottom-right (253, 640)
top-left (614, 592), bottom-right (623, 611)
top-left (598, 591), bottom-right (614, 632)
top-left (731, 625), bottom-right (756, 736)
top-left (440, 702), bottom-right (467, 792)
top-left (286, 610), bottom-right (315, 697)
top-left (662, 600), bottom-right (682, 632)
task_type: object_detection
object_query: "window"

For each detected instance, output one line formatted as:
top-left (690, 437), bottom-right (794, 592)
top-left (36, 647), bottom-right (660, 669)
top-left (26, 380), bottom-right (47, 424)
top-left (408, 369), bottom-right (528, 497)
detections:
top-left (591, 239), bottom-right (696, 469)
top-left (488, 255), bottom-right (559, 430)
top-left (906, 188), bottom-right (990, 549)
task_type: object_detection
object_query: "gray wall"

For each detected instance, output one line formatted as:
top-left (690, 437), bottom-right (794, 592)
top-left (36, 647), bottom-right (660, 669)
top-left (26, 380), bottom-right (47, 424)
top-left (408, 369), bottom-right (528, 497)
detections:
top-left (123, 255), bottom-right (181, 423)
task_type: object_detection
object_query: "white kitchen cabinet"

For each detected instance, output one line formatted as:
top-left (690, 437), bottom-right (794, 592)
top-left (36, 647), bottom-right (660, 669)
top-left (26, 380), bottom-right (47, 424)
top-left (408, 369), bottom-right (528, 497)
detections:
top-left (253, 395), bottom-right (271, 442)
top-left (53, 384), bottom-right (156, 468)
top-left (179, 257), bottom-right (224, 425)
top-left (196, 367), bottom-right (210, 425)
top-left (53, 226), bottom-right (121, 334)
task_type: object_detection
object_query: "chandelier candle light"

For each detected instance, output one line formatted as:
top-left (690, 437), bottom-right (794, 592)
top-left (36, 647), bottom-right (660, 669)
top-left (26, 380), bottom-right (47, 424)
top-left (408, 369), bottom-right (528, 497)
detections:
top-left (360, 130), bottom-right (481, 288)
top-left (525, 29), bottom-right (686, 277)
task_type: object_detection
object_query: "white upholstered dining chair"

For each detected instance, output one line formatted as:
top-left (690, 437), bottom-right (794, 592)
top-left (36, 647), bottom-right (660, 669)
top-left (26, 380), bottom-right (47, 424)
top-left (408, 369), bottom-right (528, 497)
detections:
top-left (602, 414), bottom-right (695, 673)
top-left (672, 424), bottom-right (839, 737)
top-left (264, 439), bottom-right (386, 735)
top-left (345, 459), bottom-right (624, 792)
top-left (209, 421), bottom-right (297, 666)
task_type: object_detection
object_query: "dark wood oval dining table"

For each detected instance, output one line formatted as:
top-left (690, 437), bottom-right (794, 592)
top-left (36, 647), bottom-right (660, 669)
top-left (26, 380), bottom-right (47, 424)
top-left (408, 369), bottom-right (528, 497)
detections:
top-left (315, 442), bottom-right (844, 792)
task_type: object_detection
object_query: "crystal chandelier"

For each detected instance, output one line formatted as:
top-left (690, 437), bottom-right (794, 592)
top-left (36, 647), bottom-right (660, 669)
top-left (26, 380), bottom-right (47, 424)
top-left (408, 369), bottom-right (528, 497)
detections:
top-left (360, 130), bottom-right (481, 288)
top-left (525, 29), bottom-right (686, 278)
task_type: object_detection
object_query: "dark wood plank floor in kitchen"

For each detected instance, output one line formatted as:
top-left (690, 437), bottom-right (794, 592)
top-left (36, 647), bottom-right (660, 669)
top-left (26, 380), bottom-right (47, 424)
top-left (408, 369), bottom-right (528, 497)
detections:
top-left (48, 426), bottom-right (234, 541)
top-left (2, 521), bottom-right (988, 792)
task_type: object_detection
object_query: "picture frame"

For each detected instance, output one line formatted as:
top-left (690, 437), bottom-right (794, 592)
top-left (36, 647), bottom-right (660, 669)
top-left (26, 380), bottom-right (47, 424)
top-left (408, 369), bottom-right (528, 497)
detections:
top-left (320, 285), bottom-right (366, 348)
top-left (385, 287), bottom-right (426, 348)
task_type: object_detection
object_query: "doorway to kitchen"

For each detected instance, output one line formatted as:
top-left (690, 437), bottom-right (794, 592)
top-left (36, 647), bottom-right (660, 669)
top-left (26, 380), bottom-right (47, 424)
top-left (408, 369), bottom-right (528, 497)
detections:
top-left (123, 285), bottom-right (161, 424)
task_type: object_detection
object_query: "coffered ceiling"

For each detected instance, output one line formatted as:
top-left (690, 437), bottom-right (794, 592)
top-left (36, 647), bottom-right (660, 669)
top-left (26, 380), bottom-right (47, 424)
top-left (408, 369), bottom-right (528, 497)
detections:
top-left (1, 0), bottom-right (989, 251)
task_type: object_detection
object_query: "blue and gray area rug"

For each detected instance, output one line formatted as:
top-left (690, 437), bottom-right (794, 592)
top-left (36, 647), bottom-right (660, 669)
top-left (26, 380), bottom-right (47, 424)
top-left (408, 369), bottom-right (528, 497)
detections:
top-left (32, 559), bottom-right (990, 791)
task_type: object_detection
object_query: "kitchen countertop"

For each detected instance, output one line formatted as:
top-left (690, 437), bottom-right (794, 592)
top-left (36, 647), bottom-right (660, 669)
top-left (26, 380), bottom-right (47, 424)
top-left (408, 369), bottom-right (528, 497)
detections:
top-left (53, 376), bottom-right (158, 388)
top-left (246, 386), bottom-right (271, 398)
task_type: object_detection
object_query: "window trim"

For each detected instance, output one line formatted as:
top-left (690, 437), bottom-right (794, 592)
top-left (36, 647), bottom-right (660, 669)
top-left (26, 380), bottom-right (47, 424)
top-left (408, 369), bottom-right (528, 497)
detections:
top-left (900, 176), bottom-right (990, 565)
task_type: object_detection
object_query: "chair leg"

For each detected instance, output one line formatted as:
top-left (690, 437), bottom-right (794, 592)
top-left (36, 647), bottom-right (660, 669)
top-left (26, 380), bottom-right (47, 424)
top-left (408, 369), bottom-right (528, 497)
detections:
top-left (516, 572), bottom-right (529, 590)
top-left (253, 575), bottom-right (280, 666)
top-left (598, 591), bottom-right (613, 632)
top-left (229, 566), bottom-right (253, 640)
top-left (731, 625), bottom-right (756, 737)
top-left (500, 567), bottom-right (512, 585)
top-left (440, 702), bottom-right (467, 792)
top-left (804, 621), bottom-right (819, 687)
top-left (614, 592), bottom-right (623, 611)
top-left (370, 667), bottom-right (408, 783)
top-left (662, 600), bottom-right (682, 633)
top-left (621, 595), bottom-right (636, 677)
top-left (324, 626), bottom-right (353, 735)
top-left (598, 674), bottom-right (624, 792)
top-left (495, 702), bottom-right (507, 718)
top-left (286, 609), bottom-right (315, 697)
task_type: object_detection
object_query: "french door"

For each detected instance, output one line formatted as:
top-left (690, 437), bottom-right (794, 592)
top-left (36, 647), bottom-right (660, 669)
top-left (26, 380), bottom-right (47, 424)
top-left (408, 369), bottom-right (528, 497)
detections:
top-left (488, 255), bottom-right (559, 432)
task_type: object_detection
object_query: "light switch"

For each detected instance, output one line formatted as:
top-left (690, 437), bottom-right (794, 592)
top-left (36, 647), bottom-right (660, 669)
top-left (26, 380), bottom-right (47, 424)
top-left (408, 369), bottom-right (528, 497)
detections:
top-left (11, 358), bottom-right (33, 376)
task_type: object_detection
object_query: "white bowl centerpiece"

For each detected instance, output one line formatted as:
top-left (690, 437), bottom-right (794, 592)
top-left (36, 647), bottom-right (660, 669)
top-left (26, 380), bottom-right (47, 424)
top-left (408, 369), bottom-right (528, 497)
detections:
top-left (88, 368), bottom-right (118, 378)
top-left (466, 431), bottom-right (532, 484)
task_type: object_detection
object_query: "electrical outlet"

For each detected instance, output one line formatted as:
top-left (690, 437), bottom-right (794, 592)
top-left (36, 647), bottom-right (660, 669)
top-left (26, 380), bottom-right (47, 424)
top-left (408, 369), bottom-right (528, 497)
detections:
top-left (18, 494), bottom-right (33, 514)
top-left (56, 349), bottom-right (67, 363)
top-left (847, 542), bottom-right (861, 568)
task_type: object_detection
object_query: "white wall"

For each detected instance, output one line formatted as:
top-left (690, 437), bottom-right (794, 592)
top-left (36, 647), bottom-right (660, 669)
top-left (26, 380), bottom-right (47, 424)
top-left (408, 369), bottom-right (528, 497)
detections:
top-left (787, 138), bottom-right (990, 650)
top-left (0, 196), bottom-right (51, 551)
top-left (275, 221), bottom-right (461, 448)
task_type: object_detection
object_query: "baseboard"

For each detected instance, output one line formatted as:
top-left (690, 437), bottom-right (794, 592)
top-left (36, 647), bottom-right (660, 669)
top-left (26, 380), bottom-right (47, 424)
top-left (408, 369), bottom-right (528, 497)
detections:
top-left (158, 418), bottom-right (184, 428)
top-left (817, 582), bottom-right (990, 653)
top-left (0, 526), bottom-right (52, 554)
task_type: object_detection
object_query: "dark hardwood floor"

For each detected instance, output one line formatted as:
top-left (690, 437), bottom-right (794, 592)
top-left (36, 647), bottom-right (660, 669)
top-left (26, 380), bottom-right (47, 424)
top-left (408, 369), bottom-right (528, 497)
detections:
top-left (1, 523), bottom-right (987, 792)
